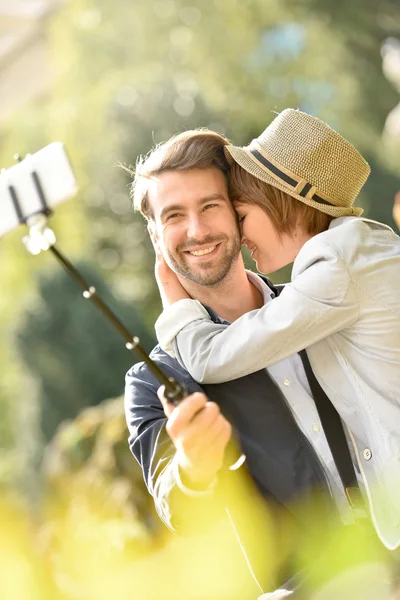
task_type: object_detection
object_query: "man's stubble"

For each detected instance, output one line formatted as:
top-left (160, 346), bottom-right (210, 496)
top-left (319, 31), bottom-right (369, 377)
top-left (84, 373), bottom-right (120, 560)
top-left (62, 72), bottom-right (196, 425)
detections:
top-left (166, 232), bottom-right (242, 288)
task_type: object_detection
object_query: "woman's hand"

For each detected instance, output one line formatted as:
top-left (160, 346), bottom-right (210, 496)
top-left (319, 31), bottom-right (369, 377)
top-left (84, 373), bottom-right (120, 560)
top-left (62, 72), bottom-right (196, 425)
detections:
top-left (152, 235), bottom-right (190, 307)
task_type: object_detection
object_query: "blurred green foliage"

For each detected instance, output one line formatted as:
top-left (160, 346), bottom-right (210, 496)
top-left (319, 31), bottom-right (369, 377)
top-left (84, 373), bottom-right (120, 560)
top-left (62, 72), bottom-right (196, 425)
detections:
top-left (0, 0), bottom-right (399, 496)
top-left (16, 263), bottom-right (155, 443)
top-left (39, 399), bottom-right (272, 600)
top-left (43, 395), bottom-right (160, 538)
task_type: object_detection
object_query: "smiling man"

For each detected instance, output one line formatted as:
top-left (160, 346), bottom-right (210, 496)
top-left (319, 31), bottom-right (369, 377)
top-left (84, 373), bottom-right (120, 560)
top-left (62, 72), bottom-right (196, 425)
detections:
top-left (147, 168), bottom-right (242, 286)
top-left (123, 129), bottom-right (380, 599)
top-left (145, 165), bottom-right (263, 325)
top-left (149, 172), bottom-right (240, 279)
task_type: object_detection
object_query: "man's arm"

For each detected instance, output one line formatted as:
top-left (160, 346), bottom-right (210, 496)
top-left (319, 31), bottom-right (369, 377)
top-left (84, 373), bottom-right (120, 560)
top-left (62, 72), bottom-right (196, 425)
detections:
top-left (124, 360), bottom-right (233, 534)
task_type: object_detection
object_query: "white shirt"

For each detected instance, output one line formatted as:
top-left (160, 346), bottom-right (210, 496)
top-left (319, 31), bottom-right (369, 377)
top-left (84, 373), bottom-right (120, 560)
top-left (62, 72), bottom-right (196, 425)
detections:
top-left (247, 272), bottom-right (355, 523)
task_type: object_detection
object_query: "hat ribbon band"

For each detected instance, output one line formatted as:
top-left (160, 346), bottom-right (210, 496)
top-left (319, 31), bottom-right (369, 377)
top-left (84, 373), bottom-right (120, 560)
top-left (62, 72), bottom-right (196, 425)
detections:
top-left (249, 148), bottom-right (334, 207)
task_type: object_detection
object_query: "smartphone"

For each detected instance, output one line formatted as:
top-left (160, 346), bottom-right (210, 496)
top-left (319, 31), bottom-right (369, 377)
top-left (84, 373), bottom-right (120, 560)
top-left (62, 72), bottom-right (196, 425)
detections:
top-left (0, 142), bottom-right (78, 238)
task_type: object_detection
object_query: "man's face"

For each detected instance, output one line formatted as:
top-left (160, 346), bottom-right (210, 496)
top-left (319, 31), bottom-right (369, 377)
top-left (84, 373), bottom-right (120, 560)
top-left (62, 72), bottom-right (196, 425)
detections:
top-left (147, 168), bottom-right (241, 286)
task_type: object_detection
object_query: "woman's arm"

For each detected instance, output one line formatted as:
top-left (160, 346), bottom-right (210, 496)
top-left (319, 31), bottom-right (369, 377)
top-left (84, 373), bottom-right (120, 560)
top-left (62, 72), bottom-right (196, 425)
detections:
top-left (155, 240), bottom-right (360, 383)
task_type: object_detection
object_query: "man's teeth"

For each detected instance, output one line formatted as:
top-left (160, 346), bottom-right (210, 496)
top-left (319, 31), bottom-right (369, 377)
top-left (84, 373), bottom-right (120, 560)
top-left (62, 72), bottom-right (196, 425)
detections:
top-left (189, 246), bottom-right (216, 256)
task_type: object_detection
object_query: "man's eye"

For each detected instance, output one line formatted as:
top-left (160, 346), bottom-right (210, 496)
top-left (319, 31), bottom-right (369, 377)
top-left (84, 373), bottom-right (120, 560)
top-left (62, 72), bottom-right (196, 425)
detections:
top-left (203, 203), bottom-right (218, 210)
top-left (166, 213), bottom-right (182, 221)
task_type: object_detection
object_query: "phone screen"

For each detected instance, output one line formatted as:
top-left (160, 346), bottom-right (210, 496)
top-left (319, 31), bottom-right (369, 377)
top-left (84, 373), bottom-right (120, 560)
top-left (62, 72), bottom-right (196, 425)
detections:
top-left (0, 142), bottom-right (78, 238)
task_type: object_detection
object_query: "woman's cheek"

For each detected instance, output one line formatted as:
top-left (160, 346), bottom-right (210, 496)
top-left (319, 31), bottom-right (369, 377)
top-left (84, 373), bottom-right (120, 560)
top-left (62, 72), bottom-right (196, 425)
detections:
top-left (242, 221), bottom-right (249, 238)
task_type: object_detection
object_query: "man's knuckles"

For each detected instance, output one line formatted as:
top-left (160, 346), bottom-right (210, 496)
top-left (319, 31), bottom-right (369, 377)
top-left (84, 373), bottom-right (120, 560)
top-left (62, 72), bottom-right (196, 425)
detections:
top-left (175, 392), bottom-right (208, 418)
top-left (169, 399), bottom-right (219, 432)
top-left (219, 419), bottom-right (232, 443)
top-left (165, 397), bottom-right (232, 458)
top-left (193, 401), bottom-right (220, 425)
top-left (211, 417), bottom-right (232, 445)
top-left (187, 416), bottom-right (231, 451)
top-left (204, 401), bottom-right (220, 415)
top-left (164, 392), bottom-right (206, 430)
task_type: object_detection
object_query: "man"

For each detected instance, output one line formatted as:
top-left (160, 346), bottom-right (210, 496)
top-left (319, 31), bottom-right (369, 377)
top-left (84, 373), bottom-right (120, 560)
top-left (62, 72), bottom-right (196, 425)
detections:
top-left (124, 130), bottom-right (386, 599)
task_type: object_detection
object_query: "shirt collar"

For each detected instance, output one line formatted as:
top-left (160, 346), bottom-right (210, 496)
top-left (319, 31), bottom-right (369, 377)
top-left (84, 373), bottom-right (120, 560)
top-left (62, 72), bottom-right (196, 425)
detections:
top-left (245, 270), bottom-right (276, 304)
top-left (204, 271), bottom-right (276, 324)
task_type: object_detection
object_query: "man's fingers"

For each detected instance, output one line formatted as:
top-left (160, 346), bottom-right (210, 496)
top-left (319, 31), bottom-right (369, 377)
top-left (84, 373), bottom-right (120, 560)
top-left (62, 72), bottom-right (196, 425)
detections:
top-left (158, 389), bottom-right (231, 469)
top-left (158, 387), bottom-right (207, 425)
top-left (157, 385), bottom-right (174, 418)
top-left (158, 391), bottom-right (233, 484)
top-left (190, 403), bottom-right (231, 448)
top-left (184, 409), bottom-right (232, 452)
top-left (167, 393), bottom-right (209, 437)
top-left (186, 401), bottom-right (221, 430)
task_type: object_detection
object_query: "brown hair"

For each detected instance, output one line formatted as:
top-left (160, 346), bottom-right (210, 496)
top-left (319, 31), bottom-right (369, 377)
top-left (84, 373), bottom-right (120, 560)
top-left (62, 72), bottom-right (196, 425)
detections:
top-left (126, 129), bottom-right (231, 220)
top-left (229, 162), bottom-right (333, 236)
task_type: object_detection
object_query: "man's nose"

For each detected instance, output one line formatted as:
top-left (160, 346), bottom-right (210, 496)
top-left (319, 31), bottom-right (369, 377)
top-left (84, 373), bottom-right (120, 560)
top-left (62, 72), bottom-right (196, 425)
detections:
top-left (186, 215), bottom-right (211, 239)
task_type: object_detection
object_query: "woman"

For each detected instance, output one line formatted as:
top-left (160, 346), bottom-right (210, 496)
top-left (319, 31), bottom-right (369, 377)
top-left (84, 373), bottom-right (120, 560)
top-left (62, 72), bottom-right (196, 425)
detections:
top-left (154, 109), bottom-right (400, 551)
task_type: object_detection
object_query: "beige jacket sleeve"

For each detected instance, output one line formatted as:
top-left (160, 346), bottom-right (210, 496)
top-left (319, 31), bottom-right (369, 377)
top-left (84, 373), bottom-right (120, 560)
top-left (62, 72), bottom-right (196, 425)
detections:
top-left (155, 238), bottom-right (360, 384)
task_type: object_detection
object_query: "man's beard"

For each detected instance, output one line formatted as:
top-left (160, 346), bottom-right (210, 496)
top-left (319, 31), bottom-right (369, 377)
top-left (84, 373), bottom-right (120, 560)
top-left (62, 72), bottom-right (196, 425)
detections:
top-left (165, 233), bottom-right (242, 287)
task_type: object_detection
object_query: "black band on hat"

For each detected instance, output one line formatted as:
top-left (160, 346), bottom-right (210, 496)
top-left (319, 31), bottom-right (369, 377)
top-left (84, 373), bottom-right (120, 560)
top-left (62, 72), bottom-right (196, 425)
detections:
top-left (249, 148), bottom-right (335, 207)
top-left (311, 194), bottom-right (334, 206)
top-left (299, 182), bottom-right (312, 197)
top-left (250, 149), bottom-right (298, 187)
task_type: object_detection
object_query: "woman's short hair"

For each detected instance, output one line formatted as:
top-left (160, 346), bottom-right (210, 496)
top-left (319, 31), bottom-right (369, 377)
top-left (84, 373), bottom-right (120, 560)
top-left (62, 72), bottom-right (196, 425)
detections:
top-left (229, 162), bottom-right (333, 236)
top-left (128, 129), bottom-right (231, 221)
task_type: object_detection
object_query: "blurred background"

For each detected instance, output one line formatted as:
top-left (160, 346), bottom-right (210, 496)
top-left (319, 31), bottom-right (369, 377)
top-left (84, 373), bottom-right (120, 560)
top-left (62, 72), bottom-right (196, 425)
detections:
top-left (0, 0), bottom-right (399, 598)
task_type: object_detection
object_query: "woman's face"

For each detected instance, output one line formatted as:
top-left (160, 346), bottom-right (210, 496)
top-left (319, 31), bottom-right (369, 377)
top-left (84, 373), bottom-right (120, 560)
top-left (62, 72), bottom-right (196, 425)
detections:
top-left (234, 202), bottom-right (296, 274)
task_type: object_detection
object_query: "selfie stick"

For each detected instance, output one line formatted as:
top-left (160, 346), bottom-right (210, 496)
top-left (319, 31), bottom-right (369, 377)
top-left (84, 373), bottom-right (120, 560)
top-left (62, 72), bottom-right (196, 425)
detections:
top-left (9, 157), bottom-right (186, 405)
top-left (11, 155), bottom-right (245, 470)
top-left (51, 245), bottom-right (187, 406)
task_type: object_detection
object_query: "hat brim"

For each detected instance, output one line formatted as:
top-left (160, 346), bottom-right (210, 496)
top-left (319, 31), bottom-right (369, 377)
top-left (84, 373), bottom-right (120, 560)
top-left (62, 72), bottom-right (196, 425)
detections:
top-left (224, 145), bottom-right (364, 218)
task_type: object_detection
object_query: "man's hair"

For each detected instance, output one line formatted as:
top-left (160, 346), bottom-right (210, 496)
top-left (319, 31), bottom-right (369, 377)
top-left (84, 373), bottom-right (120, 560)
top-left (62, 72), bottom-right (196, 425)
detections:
top-left (229, 162), bottom-right (333, 236)
top-left (128, 129), bottom-right (231, 221)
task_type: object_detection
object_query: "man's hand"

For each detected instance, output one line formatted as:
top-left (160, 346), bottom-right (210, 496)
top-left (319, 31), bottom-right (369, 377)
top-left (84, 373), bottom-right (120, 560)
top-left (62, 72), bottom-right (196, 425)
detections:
top-left (158, 387), bottom-right (232, 487)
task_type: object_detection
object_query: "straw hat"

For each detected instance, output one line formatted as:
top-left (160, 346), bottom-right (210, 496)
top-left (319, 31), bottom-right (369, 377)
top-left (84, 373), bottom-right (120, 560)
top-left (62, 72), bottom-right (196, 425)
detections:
top-left (224, 109), bottom-right (370, 217)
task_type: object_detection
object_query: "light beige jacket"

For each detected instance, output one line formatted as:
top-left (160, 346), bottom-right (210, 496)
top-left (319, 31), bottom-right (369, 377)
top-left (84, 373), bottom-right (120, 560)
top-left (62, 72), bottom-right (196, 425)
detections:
top-left (156, 217), bottom-right (400, 549)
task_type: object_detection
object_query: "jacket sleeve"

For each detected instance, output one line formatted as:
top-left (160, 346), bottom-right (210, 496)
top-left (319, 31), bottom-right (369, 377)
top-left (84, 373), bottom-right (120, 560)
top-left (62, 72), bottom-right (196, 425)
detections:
top-left (155, 240), bottom-right (360, 384)
top-left (124, 361), bottom-right (233, 535)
